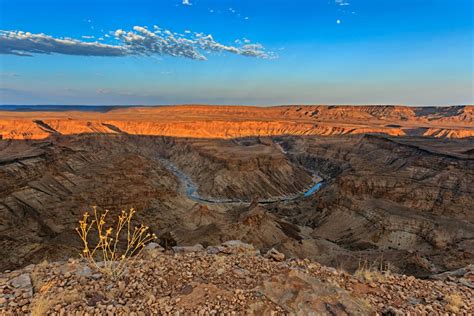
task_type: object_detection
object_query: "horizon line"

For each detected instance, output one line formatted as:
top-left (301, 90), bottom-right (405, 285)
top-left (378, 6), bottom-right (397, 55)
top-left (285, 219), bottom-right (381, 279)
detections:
top-left (1, 104), bottom-right (473, 108)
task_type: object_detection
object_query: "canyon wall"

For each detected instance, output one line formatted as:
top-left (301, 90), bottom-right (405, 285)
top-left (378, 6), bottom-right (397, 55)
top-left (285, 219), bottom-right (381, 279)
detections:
top-left (1, 105), bottom-right (473, 140)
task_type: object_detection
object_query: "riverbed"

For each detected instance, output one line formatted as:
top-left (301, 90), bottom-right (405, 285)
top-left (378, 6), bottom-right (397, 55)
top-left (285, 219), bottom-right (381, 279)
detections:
top-left (158, 158), bottom-right (324, 205)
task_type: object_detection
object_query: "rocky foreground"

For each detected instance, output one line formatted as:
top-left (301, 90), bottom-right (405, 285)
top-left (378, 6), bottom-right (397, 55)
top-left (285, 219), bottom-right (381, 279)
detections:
top-left (1, 241), bottom-right (472, 315)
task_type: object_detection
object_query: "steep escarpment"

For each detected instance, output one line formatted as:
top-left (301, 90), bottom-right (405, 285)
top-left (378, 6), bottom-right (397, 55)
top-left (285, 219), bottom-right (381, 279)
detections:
top-left (1, 105), bottom-right (472, 140)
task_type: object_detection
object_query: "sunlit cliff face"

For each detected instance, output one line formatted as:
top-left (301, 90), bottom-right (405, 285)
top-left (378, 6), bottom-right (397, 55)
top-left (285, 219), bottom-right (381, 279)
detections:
top-left (1, 105), bottom-right (473, 140)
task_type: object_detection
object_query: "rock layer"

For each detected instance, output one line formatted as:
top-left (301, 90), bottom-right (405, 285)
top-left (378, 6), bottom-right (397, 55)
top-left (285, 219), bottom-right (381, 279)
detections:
top-left (1, 105), bottom-right (473, 140)
top-left (0, 132), bottom-right (472, 278)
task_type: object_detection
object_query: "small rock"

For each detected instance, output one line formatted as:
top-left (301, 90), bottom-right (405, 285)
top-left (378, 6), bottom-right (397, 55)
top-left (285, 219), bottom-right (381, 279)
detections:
top-left (381, 306), bottom-right (404, 316)
top-left (75, 265), bottom-right (93, 278)
top-left (265, 248), bottom-right (285, 262)
top-left (206, 246), bottom-right (225, 254)
top-left (408, 297), bottom-right (422, 305)
top-left (459, 278), bottom-right (474, 289)
top-left (10, 273), bottom-right (31, 289)
top-left (145, 242), bottom-right (163, 251)
top-left (180, 284), bottom-right (193, 295)
top-left (118, 281), bottom-right (126, 291)
top-left (142, 243), bottom-right (165, 259)
top-left (24, 264), bottom-right (35, 272)
top-left (91, 273), bottom-right (102, 280)
top-left (18, 298), bottom-right (29, 307)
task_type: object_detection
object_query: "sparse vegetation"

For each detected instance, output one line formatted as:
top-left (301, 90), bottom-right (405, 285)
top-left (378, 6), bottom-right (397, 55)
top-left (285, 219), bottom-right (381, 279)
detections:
top-left (31, 287), bottom-right (81, 316)
top-left (76, 206), bottom-right (156, 280)
top-left (354, 259), bottom-right (392, 283)
top-left (444, 294), bottom-right (463, 313)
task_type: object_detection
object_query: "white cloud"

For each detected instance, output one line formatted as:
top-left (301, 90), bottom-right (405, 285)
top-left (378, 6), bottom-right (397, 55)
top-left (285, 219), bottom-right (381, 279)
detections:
top-left (335, 0), bottom-right (350, 5)
top-left (81, 35), bottom-right (95, 39)
top-left (114, 26), bottom-right (275, 60)
top-left (182, 0), bottom-right (191, 5)
top-left (0, 31), bottom-right (126, 56)
top-left (0, 26), bottom-right (275, 60)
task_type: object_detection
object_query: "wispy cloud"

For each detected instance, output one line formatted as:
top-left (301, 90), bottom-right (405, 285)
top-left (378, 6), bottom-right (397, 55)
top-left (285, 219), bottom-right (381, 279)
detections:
top-left (0, 72), bottom-right (20, 77)
top-left (0, 31), bottom-right (126, 57)
top-left (335, 0), bottom-right (350, 6)
top-left (182, 0), bottom-right (192, 6)
top-left (0, 26), bottom-right (275, 60)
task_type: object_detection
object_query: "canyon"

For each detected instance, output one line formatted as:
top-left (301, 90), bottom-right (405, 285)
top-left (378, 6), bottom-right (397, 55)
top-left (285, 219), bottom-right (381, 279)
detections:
top-left (1, 105), bottom-right (473, 140)
top-left (0, 105), bottom-right (473, 281)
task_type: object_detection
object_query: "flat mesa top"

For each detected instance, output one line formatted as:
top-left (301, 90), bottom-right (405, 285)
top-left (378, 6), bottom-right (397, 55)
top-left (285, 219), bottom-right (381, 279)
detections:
top-left (0, 105), bottom-right (473, 140)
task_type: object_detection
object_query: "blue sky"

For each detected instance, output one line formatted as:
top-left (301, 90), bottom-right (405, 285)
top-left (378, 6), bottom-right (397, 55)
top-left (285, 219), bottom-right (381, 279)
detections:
top-left (0, 0), bottom-right (472, 105)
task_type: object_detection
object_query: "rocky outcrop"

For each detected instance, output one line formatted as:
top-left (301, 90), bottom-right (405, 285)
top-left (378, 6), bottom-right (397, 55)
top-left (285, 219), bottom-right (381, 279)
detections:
top-left (258, 270), bottom-right (372, 314)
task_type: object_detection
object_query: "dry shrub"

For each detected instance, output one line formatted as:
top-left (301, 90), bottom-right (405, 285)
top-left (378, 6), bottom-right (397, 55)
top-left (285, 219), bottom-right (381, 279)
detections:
top-left (30, 281), bottom-right (82, 316)
top-left (354, 259), bottom-right (392, 283)
top-left (445, 294), bottom-right (463, 313)
top-left (76, 206), bottom-right (156, 280)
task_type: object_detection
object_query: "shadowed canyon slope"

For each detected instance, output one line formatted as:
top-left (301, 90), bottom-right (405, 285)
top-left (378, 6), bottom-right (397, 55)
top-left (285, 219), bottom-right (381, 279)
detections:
top-left (1, 102), bottom-right (473, 279)
top-left (1, 105), bottom-right (473, 140)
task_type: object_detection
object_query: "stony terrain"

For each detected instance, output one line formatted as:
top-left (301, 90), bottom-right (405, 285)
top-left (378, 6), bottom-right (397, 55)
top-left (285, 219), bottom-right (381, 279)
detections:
top-left (1, 241), bottom-right (473, 315)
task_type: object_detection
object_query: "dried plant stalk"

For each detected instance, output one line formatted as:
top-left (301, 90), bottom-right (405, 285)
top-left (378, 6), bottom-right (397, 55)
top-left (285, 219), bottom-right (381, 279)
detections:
top-left (76, 206), bottom-right (156, 279)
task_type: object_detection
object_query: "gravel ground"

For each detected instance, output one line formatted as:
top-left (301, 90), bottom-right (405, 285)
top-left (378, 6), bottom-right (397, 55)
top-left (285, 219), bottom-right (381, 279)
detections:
top-left (1, 241), bottom-right (473, 315)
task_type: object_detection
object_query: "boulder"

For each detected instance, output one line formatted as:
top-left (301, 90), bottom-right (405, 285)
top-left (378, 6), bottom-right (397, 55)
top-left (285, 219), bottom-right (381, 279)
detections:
top-left (431, 264), bottom-right (474, 289)
top-left (257, 270), bottom-right (373, 314)
top-left (265, 248), bottom-right (285, 262)
top-left (220, 240), bottom-right (257, 255)
top-left (142, 242), bottom-right (165, 259)
top-left (10, 273), bottom-right (31, 289)
top-left (172, 244), bottom-right (205, 253)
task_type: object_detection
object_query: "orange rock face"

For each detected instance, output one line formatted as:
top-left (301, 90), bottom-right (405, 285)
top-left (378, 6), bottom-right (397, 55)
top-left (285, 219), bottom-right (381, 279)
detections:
top-left (0, 105), bottom-right (472, 140)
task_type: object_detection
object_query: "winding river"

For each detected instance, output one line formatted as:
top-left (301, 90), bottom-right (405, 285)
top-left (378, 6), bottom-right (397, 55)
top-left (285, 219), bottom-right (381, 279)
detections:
top-left (158, 158), bottom-right (324, 205)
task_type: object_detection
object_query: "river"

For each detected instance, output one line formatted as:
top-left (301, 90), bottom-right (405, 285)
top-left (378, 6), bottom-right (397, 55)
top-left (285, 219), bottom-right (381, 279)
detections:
top-left (158, 158), bottom-right (324, 205)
